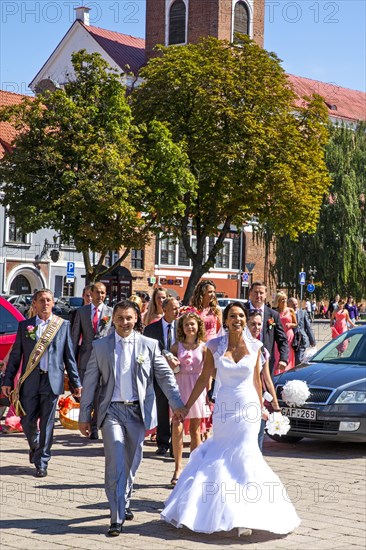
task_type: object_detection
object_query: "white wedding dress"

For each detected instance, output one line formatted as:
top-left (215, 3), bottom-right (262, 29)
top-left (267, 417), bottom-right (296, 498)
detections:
top-left (161, 334), bottom-right (301, 535)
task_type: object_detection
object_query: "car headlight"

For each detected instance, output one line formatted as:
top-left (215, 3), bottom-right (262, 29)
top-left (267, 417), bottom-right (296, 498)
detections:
top-left (335, 391), bottom-right (366, 404)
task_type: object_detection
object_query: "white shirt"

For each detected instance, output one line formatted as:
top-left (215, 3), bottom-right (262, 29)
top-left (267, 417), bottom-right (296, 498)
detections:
top-left (36, 314), bottom-right (52, 372)
top-left (111, 332), bottom-right (138, 402)
top-left (162, 318), bottom-right (176, 350)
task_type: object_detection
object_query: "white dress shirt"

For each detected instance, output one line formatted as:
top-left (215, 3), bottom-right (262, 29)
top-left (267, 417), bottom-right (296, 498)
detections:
top-left (36, 314), bottom-right (52, 372)
top-left (111, 332), bottom-right (138, 402)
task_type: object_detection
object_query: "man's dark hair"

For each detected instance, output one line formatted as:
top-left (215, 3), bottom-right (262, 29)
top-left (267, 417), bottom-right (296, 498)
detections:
top-left (250, 281), bottom-right (267, 292)
top-left (113, 300), bottom-right (143, 333)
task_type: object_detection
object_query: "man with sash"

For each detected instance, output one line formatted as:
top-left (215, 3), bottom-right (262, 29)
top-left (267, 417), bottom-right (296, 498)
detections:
top-left (2, 289), bottom-right (82, 478)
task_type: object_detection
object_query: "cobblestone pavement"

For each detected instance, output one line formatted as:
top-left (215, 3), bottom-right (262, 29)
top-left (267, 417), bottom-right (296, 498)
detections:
top-left (1, 321), bottom-right (365, 549)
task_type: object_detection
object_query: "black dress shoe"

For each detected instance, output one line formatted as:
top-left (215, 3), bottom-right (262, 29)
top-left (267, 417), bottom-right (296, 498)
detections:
top-left (89, 432), bottom-right (99, 440)
top-left (125, 508), bottom-right (134, 521)
top-left (35, 468), bottom-right (47, 478)
top-left (107, 523), bottom-right (123, 537)
top-left (155, 446), bottom-right (169, 456)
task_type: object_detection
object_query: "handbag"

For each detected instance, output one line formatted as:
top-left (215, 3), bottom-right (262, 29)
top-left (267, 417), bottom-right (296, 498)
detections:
top-left (292, 330), bottom-right (304, 352)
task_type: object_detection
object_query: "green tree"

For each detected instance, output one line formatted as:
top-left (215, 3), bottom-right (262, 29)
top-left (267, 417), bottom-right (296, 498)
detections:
top-left (132, 36), bottom-right (330, 302)
top-left (274, 122), bottom-right (366, 301)
top-left (0, 50), bottom-right (193, 282)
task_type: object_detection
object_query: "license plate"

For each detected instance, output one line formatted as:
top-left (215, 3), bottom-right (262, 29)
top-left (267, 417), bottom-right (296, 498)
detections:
top-left (281, 407), bottom-right (317, 420)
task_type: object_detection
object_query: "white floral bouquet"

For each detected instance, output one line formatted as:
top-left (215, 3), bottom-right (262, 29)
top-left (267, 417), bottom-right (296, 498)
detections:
top-left (281, 380), bottom-right (310, 407)
top-left (265, 412), bottom-right (290, 436)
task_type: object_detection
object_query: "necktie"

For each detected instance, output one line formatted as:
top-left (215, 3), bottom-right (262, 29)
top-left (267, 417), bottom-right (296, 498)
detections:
top-left (93, 307), bottom-right (99, 334)
top-left (167, 324), bottom-right (172, 351)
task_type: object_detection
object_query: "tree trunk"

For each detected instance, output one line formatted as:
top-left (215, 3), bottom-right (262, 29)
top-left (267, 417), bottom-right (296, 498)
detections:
top-left (182, 262), bottom-right (207, 305)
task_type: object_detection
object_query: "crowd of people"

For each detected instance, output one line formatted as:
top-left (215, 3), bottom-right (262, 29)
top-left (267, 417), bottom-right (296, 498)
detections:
top-left (1, 279), bottom-right (360, 537)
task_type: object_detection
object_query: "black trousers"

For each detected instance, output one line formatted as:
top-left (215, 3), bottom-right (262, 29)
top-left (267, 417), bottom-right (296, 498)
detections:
top-left (20, 371), bottom-right (58, 469)
top-left (153, 378), bottom-right (171, 448)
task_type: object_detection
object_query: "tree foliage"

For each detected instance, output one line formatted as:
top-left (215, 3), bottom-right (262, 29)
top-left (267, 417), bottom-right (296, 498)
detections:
top-left (273, 122), bottom-right (366, 300)
top-left (0, 50), bottom-right (193, 282)
top-left (132, 36), bottom-right (330, 301)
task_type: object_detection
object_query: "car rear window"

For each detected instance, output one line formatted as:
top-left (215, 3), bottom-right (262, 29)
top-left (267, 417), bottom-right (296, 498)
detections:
top-left (0, 306), bottom-right (19, 334)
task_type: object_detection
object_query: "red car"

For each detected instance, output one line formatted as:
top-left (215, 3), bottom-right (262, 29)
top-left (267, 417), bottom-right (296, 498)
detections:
top-left (0, 296), bottom-right (25, 362)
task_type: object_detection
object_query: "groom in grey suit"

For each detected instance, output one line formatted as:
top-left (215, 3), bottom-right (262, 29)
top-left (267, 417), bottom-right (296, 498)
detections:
top-left (79, 300), bottom-right (186, 537)
top-left (72, 282), bottom-right (112, 438)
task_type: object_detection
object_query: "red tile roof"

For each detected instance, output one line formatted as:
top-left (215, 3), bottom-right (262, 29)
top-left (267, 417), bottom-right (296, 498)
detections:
top-left (82, 23), bottom-right (146, 75)
top-left (288, 74), bottom-right (366, 123)
top-left (0, 90), bottom-right (33, 158)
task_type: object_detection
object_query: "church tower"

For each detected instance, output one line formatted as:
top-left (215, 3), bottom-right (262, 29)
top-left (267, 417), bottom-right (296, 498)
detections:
top-left (145, 0), bottom-right (265, 60)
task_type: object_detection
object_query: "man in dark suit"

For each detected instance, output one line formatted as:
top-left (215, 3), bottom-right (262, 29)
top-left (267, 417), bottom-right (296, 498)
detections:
top-left (71, 282), bottom-right (112, 439)
top-left (2, 289), bottom-right (81, 477)
top-left (143, 296), bottom-right (180, 455)
top-left (288, 297), bottom-right (316, 365)
top-left (246, 281), bottom-right (289, 374)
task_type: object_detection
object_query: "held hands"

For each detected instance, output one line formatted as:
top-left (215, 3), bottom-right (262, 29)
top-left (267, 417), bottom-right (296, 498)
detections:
top-left (278, 361), bottom-right (287, 372)
top-left (172, 406), bottom-right (189, 424)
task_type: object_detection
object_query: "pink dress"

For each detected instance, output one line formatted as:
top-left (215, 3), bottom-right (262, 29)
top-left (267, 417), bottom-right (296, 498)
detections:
top-left (175, 342), bottom-right (209, 434)
top-left (274, 308), bottom-right (295, 375)
top-left (331, 309), bottom-right (349, 353)
top-left (200, 308), bottom-right (219, 342)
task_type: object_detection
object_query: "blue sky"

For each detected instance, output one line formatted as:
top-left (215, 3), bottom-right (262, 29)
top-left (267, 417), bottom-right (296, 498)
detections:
top-left (1, 0), bottom-right (365, 95)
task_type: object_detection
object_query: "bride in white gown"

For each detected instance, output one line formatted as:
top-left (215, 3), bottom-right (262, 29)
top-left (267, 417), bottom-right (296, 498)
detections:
top-left (161, 302), bottom-right (301, 535)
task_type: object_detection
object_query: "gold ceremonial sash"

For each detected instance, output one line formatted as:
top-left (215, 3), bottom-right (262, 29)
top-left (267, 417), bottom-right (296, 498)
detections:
top-left (10, 315), bottom-right (64, 416)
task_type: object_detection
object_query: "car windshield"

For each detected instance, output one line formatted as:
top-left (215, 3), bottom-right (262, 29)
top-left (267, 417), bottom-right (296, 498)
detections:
top-left (311, 330), bottom-right (366, 365)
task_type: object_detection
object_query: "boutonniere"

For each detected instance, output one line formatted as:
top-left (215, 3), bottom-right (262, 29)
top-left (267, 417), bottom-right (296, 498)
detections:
top-left (267, 318), bottom-right (276, 330)
top-left (137, 353), bottom-right (145, 366)
top-left (100, 315), bottom-right (110, 327)
top-left (26, 325), bottom-right (37, 340)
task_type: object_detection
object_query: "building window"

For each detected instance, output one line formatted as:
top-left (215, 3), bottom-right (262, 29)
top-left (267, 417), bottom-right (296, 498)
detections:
top-left (233, 1), bottom-right (250, 41)
top-left (160, 237), bottom-right (177, 265)
top-left (215, 241), bottom-right (231, 269)
top-left (105, 250), bottom-right (120, 267)
top-left (169, 0), bottom-right (187, 45)
top-left (7, 216), bottom-right (27, 244)
top-left (131, 249), bottom-right (144, 270)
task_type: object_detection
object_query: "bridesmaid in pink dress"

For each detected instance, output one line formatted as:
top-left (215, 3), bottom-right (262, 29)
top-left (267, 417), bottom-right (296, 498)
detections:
top-left (168, 313), bottom-right (208, 485)
top-left (331, 300), bottom-right (355, 354)
top-left (274, 292), bottom-right (297, 375)
top-left (191, 280), bottom-right (222, 435)
top-left (190, 279), bottom-right (222, 341)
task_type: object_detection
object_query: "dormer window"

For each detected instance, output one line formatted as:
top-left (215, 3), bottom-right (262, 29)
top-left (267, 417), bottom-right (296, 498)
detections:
top-left (233, 1), bottom-right (250, 42)
top-left (168, 0), bottom-right (187, 45)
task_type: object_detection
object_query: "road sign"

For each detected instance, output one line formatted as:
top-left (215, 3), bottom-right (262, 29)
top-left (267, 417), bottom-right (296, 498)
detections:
top-left (66, 261), bottom-right (75, 277)
top-left (245, 262), bottom-right (255, 273)
top-left (299, 271), bottom-right (306, 285)
top-left (66, 277), bottom-right (74, 284)
top-left (307, 283), bottom-right (315, 293)
top-left (241, 272), bottom-right (249, 282)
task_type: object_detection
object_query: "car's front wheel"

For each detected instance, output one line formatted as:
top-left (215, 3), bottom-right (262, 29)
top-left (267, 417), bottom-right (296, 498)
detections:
top-left (266, 433), bottom-right (303, 444)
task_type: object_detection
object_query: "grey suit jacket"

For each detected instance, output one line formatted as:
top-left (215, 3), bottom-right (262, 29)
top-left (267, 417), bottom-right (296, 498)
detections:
top-left (296, 309), bottom-right (316, 348)
top-left (4, 316), bottom-right (81, 395)
top-left (71, 303), bottom-right (113, 371)
top-left (79, 331), bottom-right (184, 430)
